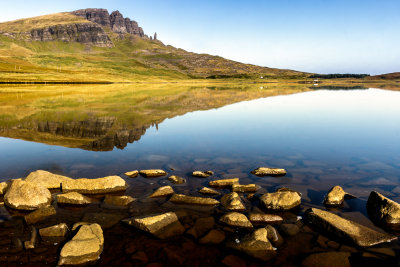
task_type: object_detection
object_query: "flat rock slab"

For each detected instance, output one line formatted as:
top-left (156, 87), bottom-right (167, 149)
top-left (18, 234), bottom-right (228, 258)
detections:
top-left (220, 212), bottom-right (253, 228)
top-left (25, 170), bottom-right (73, 189)
top-left (149, 186), bottom-right (174, 198)
top-left (232, 184), bottom-right (259, 193)
top-left (169, 194), bottom-right (219, 206)
top-left (122, 212), bottom-right (185, 239)
top-left (226, 228), bottom-right (275, 261)
top-left (251, 167), bottom-right (287, 177)
top-left (168, 175), bottom-right (186, 184)
top-left (221, 192), bottom-right (245, 211)
top-left (367, 191), bottom-right (400, 226)
top-left (57, 192), bottom-right (92, 205)
top-left (58, 223), bottom-right (104, 266)
top-left (306, 208), bottom-right (397, 247)
top-left (260, 190), bottom-right (301, 210)
top-left (209, 178), bottom-right (239, 188)
top-left (249, 213), bottom-right (283, 224)
top-left (192, 171), bottom-right (213, 178)
top-left (39, 223), bottom-right (69, 238)
top-left (4, 180), bottom-right (52, 211)
top-left (25, 205), bottom-right (56, 224)
top-left (139, 169), bottom-right (167, 177)
top-left (199, 187), bottom-right (220, 195)
top-left (104, 195), bottom-right (135, 206)
top-left (124, 170), bottom-right (139, 178)
top-left (62, 176), bottom-right (127, 194)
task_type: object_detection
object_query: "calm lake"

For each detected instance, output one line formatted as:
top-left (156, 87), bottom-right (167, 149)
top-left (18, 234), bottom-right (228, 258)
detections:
top-left (0, 84), bottom-right (399, 266)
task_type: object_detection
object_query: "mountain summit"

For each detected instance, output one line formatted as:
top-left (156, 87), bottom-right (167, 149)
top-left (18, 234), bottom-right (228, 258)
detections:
top-left (0, 9), bottom-right (304, 82)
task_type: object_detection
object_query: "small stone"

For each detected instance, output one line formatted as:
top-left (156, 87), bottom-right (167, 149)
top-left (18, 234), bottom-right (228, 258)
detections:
top-left (25, 170), bottom-right (73, 189)
top-left (199, 187), bottom-right (220, 195)
top-left (39, 223), bottom-right (69, 239)
top-left (139, 169), bottom-right (167, 177)
top-left (24, 205), bottom-right (56, 224)
top-left (209, 178), bottom-right (239, 188)
top-left (0, 181), bottom-right (9, 195)
top-left (58, 223), bottom-right (104, 266)
top-left (57, 192), bottom-right (92, 205)
top-left (192, 171), bottom-right (214, 178)
top-left (62, 176), bottom-right (127, 194)
top-left (4, 180), bottom-right (52, 210)
top-left (279, 223), bottom-right (300, 236)
top-left (249, 213), bottom-right (284, 224)
top-left (131, 251), bottom-right (148, 263)
top-left (260, 190), bottom-right (301, 210)
top-left (226, 228), bottom-right (276, 261)
top-left (124, 170), bottom-right (139, 178)
top-left (168, 175), bottom-right (186, 184)
top-left (24, 226), bottom-right (37, 249)
top-left (251, 167), bottom-right (287, 177)
top-left (367, 191), bottom-right (400, 226)
top-left (302, 252), bottom-right (351, 267)
top-left (265, 225), bottom-right (284, 247)
top-left (199, 229), bottom-right (226, 244)
top-left (169, 194), bottom-right (219, 206)
top-left (232, 184), bottom-right (259, 193)
top-left (149, 186), bottom-right (174, 198)
top-left (324, 186), bottom-right (346, 206)
top-left (104, 195), bottom-right (135, 206)
top-left (221, 192), bottom-right (245, 211)
top-left (221, 255), bottom-right (247, 267)
top-left (219, 212), bottom-right (253, 228)
top-left (122, 212), bottom-right (185, 239)
top-left (186, 217), bottom-right (215, 239)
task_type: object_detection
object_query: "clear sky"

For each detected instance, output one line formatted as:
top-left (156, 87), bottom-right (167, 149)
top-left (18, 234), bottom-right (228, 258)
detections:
top-left (0, 0), bottom-right (399, 75)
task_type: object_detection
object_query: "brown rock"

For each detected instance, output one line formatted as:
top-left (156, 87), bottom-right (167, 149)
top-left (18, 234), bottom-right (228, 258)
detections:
top-left (131, 251), bottom-right (149, 263)
top-left (232, 184), bottom-right (259, 193)
top-left (25, 205), bottom-right (56, 224)
top-left (199, 187), bottom-right (220, 195)
top-left (251, 167), bottom-right (287, 177)
top-left (62, 176), bottom-right (127, 194)
top-left (169, 194), bottom-right (219, 206)
top-left (306, 208), bottom-right (397, 247)
top-left (39, 223), bottom-right (69, 239)
top-left (24, 226), bottom-right (37, 249)
top-left (58, 223), bottom-right (104, 266)
top-left (168, 175), bottom-right (186, 184)
top-left (279, 223), bottom-right (300, 236)
top-left (4, 180), bottom-right (52, 210)
top-left (260, 190), bottom-right (301, 210)
top-left (367, 191), bottom-right (400, 226)
top-left (302, 252), bottom-right (351, 267)
top-left (25, 170), bottom-right (73, 189)
top-left (222, 255), bottom-right (247, 267)
top-left (57, 192), bottom-right (92, 205)
top-left (186, 217), bottom-right (215, 239)
top-left (122, 212), bottom-right (185, 239)
top-left (149, 186), bottom-right (174, 198)
top-left (265, 225), bottom-right (284, 246)
top-left (219, 212), bottom-right (253, 228)
top-left (192, 170), bottom-right (214, 178)
top-left (104, 195), bottom-right (135, 206)
top-left (125, 170), bottom-right (139, 178)
top-left (324, 186), bottom-right (346, 206)
top-left (221, 192), bottom-right (245, 211)
top-left (199, 229), bottom-right (226, 244)
top-left (249, 213), bottom-right (284, 224)
top-left (139, 169), bottom-right (167, 177)
top-left (209, 178), bottom-right (239, 188)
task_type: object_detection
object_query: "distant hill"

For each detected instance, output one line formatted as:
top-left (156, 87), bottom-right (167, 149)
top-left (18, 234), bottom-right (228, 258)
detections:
top-left (0, 9), bottom-right (306, 83)
top-left (370, 72), bottom-right (400, 80)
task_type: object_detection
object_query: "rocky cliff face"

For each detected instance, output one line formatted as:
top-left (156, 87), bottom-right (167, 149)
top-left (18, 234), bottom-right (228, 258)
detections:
top-left (72, 8), bottom-right (145, 37)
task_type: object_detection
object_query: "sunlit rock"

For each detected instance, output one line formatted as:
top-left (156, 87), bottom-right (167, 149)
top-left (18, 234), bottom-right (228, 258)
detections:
top-left (57, 192), bottom-right (92, 205)
top-left (221, 192), bottom-right (245, 211)
top-left (149, 186), bottom-right (174, 198)
top-left (124, 170), bottom-right (139, 178)
top-left (209, 178), bottom-right (239, 188)
top-left (367, 191), bottom-right (400, 226)
top-left (169, 194), bottom-right (219, 206)
top-left (199, 187), bottom-right (220, 195)
top-left (323, 186), bottom-right (346, 206)
top-left (219, 212), bottom-right (253, 228)
top-left (259, 189), bottom-right (301, 210)
top-left (0, 181), bottom-right (9, 195)
top-left (265, 225), bottom-right (284, 247)
top-left (192, 170), bottom-right (214, 178)
top-left (39, 223), bottom-right (69, 240)
top-left (58, 223), bottom-right (104, 266)
top-left (249, 213), bottom-right (283, 224)
top-left (168, 175), bottom-right (186, 184)
top-left (25, 170), bottom-right (73, 189)
top-left (25, 205), bottom-right (56, 224)
top-left (62, 176), bottom-right (127, 194)
top-left (139, 169), bottom-right (167, 177)
top-left (104, 195), bottom-right (135, 206)
top-left (232, 184), bottom-right (259, 193)
top-left (251, 167), bottom-right (287, 177)
top-left (4, 180), bottom-right (52, 210)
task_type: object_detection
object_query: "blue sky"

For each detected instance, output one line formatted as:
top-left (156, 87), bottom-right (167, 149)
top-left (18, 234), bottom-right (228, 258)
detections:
top-left (1, 0), bottom-right (399, 74)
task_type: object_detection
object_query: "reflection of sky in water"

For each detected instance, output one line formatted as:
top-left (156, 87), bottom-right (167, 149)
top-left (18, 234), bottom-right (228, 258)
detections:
top-left (0, 88), bottom-right (399, 193)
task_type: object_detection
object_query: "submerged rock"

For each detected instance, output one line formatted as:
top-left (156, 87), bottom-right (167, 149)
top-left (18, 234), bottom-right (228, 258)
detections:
top-left (302, 252), bottom-right (351, 267)
top-left (25, 205), bottom-right (56, 224)
top-left (149, 186), bottom-right (174, 198)
top-left (5, 180), bottom-right (52, 210)
top-left (122, 212), bottom-right (185, 239)
top-left (323, 186), bottom-right (346, 206)
top-left (168, 175), bottom-right (186, 184)
top-left (199, 229), bottom-right (226, 244)
top-left (226, 228), bottom-right (276, 261)
top-left (259, 190), bottom-right (301, 210)
top-left (62, 176), bottom-right (127, 194)
top-left (249, 213), bottom-right (284, 224)
top-left (251, 167), bottom-right (287, 177)
top-left (169, 194), bottom-right (220, 206)
top-left (192, 171), bottom-right (214, 178)
top-left (265, 225), bottom-right (284, 247)
top-left (232, 184), bottom-right (259, 193)
top-left (58, 223), bottom-right (104, 266)
top-left (104, 195), bottom-right (135, 206)
top-left (24, 226), bottom-right (37, 249)
top-left (306, 208), bottom-right (397, 247)
top-left (39, 223), bottom-right (69, 239)
top-left (219, 212), bottom-right (253, 228)
top-left (139, 169), bottom-right (167, 177)
top-left (209, 178), bottom-right (239, 188)
top-left (221, 192), bottom-right (245, 211)
top-left (125, 170), bottom-right (139, 178)
top-left (186, 217), bottom-right (215, 239)
top-left (199, 187), bottom-right (220, 195)
top-left (25, 170), bottom-right (73, 189)
top-left (82, 212), bottom-right (125, 229)
top-left (57, 192), bottom-right (92, 205)
top-left (279, 223), bottom-right (300, 236)
top-left (367, 191), bottom-right (400, 226)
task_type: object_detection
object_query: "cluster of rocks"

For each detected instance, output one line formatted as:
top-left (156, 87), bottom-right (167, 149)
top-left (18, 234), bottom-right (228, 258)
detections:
top-left (0, 166), bottom-right (399, 265)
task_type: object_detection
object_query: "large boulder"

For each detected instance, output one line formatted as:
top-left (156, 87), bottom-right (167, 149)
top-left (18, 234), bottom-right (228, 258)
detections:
top-left (260, 189), bottom-right (301, 210)
top-left (169, 194), bottom-right (219, 206)
top-left (306, 208), bottom-right (397, 247)
top-left (323, 186), bottom-right (346, 206)
top-left (367, 191), bottom-right (400, 226)
top-left (221, 192), bottom-right (245, 211)
top-left (57, 192), bottom-right (92, 205)
top-left (58, 223), bottom-right (104, 266)
top-left (62, 176), bottom-right (127, 194)
top-left (251, 167), bottom-right (286, 177)
top-left (226, 228), bottom-right (276, 261)
top-left (25, 170), bottom-right (73, 189)
top-left (122, 212), bottom-right (185, 239)
top-left (4, 180), bottom-right (52, 210)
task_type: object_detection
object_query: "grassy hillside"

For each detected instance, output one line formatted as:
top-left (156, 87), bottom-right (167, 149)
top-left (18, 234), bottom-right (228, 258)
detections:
top-left (0, 12), bottom-right (306, 83)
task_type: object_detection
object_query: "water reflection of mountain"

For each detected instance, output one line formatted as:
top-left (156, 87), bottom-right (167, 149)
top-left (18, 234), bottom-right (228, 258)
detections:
top-left (0, 83), bottom-right (310, 151)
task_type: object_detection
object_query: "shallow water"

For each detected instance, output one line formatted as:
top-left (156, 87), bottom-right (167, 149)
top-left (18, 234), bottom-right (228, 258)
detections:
top-left (0, 85), bottom-right (399, 266)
